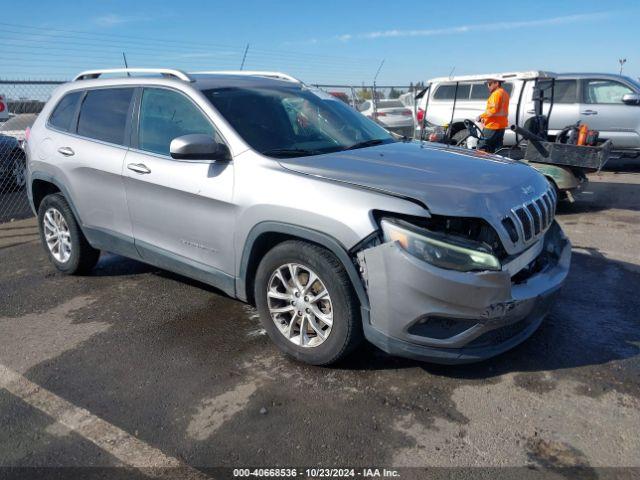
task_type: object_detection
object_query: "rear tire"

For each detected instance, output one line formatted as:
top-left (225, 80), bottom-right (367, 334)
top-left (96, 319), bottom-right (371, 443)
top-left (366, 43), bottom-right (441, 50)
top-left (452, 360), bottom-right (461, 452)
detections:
top-left (254, 240), bottom-right (362, 365)
top-left (37, 193), bottom-right (100, 275)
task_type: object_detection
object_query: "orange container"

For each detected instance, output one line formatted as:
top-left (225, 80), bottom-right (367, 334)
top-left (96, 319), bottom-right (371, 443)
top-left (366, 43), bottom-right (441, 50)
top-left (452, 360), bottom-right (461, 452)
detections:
top-left (577, 123), bottom-right (589, 146)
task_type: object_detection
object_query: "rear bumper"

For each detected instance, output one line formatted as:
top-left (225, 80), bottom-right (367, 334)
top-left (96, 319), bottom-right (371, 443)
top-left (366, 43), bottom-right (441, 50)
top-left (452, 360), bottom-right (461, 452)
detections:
top-left (358, 222), bottom-right (571, 364)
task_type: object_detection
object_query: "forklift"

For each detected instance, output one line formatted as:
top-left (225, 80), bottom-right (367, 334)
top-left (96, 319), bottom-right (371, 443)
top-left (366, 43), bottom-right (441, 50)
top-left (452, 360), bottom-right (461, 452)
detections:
top-left (418, 74), bottom-right (612, 201)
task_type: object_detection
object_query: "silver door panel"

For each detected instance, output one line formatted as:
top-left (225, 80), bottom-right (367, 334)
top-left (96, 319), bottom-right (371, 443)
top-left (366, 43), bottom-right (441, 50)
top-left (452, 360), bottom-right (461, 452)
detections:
top-left (123, 149), bottom-right (236, 275)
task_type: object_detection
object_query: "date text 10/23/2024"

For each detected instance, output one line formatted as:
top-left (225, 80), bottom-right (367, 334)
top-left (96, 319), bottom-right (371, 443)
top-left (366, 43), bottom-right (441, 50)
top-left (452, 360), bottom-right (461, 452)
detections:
top-left (233, 468), bottom-right (401, 478)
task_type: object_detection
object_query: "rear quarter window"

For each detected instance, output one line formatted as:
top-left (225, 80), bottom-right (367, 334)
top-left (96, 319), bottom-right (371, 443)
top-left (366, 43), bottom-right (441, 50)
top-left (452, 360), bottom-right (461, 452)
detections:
top-left (77, 88), bottom-right (134, 145)
top-left (469, 82), bottom-right (513, 100)
top-left (433, 84), bottom-right (470, 100)
top-left (48, 91), bottom-right (82, 132)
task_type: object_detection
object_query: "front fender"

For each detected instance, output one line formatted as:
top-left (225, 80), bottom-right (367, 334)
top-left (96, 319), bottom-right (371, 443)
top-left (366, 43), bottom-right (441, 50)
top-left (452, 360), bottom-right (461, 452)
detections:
top-left (236, 221), bottom-right (370, 312)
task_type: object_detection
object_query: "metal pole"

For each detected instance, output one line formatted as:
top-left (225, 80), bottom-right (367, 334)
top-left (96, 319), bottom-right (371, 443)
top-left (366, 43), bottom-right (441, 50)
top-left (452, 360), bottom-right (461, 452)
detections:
top-left (447, 82), bottom-right (459, 142)
top-left (421, 83), bottom-right (432, 141)
top-left (240, 44), bottom-right (250, 70)
top-left (618, 58), bottom-right (626, 75)
top-left (372, 59), bottom-right (385, 121)
top-left (373, 59), bottom-right (385, 84)
top-left (412, 85), bottom-right (419, 140)
top-left (122, 52), bottom-right (131, 76)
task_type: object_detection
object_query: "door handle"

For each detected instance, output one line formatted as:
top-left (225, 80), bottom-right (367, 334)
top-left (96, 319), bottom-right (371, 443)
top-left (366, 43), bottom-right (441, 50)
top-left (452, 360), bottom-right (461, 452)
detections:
top-left (580, 110), bottom-right (598, 115)
top-left (57, 146), bottom-right (74, 156)
top-left (127, 163), bottom-right (151, 174)
top-left (526, 109), bottom-right (536, 114)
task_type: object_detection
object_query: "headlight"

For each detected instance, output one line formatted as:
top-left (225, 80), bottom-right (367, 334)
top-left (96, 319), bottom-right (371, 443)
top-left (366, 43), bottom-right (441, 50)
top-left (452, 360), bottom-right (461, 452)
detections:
top-left (381, 218), bottom-right (501, 272)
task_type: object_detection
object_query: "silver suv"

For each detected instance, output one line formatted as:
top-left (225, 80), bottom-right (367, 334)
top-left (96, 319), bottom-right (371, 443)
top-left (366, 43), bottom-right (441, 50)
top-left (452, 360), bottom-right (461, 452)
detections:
top-left (26, 68), bottom-right (571, 365)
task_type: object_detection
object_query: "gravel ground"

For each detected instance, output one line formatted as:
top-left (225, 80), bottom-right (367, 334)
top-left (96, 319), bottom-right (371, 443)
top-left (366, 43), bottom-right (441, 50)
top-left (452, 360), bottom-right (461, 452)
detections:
top-left (0, 162), bottom-right (639, 478)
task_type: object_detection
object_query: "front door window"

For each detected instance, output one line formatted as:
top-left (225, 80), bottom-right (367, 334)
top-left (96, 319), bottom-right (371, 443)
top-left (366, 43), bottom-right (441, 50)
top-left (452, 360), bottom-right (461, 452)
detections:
top-left (138, 88), bottom-right (216, 156)
top-left (585, 80), bottom-right (634, 104)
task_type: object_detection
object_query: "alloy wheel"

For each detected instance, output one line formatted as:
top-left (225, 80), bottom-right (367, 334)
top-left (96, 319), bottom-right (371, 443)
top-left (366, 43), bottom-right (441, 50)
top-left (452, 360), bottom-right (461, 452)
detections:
top-left (267, 263), bottom-right (333, 348)
top-left (43, 207), bottom-right (72, 263)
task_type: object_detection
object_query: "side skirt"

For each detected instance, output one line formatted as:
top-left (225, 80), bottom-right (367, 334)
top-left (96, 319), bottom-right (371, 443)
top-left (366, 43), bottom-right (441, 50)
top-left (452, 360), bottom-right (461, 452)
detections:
top-left (83, 226), bottom-right (236, 297)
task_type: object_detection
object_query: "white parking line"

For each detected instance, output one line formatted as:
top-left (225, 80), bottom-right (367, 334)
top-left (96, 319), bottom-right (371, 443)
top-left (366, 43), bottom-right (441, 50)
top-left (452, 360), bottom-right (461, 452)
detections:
top-left (0, 363), bottom-right (210, 479)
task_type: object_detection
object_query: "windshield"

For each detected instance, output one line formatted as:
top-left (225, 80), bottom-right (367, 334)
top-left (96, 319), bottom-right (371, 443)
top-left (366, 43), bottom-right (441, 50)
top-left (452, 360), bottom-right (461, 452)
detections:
top-left (202, 86), bottom-right (395, 158)
top-left (624, 76), bottom-right (640, 91)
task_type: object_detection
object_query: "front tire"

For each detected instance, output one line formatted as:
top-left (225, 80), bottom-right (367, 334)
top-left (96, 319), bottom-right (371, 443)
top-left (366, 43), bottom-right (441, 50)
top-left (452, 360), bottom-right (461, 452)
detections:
top-left (38, 193), bottom-right (100, 274)
top-left (452, 128), bottom-right (471, 146)
top-left (254, 240), bottom-right (362, 365)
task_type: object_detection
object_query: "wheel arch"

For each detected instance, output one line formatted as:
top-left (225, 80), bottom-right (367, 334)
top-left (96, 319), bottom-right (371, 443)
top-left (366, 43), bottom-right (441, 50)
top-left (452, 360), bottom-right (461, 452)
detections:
top-left (30, 173), bottom-right (83, 227)
top-left (237, 222), bottom-right (370, 313)
top-left (31, 179), bottom-right (61, 212)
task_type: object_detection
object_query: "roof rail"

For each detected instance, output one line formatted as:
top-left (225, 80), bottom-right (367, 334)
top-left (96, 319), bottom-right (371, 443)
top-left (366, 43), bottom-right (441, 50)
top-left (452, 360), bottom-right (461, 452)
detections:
top-left (190, 70), bottom-right (301, 83)
top-left (73, 68), bottom-right (192, 82)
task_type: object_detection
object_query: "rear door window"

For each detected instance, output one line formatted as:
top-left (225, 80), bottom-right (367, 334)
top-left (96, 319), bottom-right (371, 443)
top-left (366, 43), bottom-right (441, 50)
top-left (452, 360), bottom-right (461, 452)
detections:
top-left (469, 82), bottom-right (513, 100)
top-left (77, 88), bottom-right (134, 145)
top-left (470, 83), bottom-right (490, 100)
top-left (48, 91), bottom-right (82, 132)
top-left (138, 88), bottom-right (215, 156)
top-left (553, 80), bottom-right (578, 103)
top-left (538, 79), bottom-right (577, 104)
top-left (433, 84), bottom-right (471, 100)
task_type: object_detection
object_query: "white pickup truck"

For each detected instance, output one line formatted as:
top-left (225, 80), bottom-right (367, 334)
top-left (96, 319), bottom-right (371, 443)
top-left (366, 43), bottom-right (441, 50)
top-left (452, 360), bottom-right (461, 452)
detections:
top-left (416, 71), bottom-right (640, 157)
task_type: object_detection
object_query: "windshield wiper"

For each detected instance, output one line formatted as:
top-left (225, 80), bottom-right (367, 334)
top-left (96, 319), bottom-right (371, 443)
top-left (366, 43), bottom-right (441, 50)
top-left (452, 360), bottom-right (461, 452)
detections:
top-left (261, 148), bottom-right (320, 158)
top-left (343, 138), bottom-right (388, 151)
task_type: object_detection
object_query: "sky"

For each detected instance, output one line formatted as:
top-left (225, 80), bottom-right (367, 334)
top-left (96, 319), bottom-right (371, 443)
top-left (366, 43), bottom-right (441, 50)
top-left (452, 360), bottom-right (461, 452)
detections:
top-left (2, 0), bottom-right (639, 85)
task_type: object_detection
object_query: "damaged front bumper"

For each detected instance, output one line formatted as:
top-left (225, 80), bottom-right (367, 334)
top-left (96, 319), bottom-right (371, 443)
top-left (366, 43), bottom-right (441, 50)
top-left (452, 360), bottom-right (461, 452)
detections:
top-left (357, 222), bottom-right (571, 364)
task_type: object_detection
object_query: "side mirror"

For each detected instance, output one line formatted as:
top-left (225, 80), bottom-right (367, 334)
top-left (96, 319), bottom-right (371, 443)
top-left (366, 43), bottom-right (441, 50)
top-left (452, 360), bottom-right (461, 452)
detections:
top-left (169, 134), bottom-right (230, 161)
top-left (622, 93), bottom-right (640, 105)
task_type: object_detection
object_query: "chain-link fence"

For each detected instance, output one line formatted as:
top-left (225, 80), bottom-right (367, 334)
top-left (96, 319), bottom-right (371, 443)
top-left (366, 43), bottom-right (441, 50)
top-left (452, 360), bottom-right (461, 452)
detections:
top-left (0, 80), bottom-right (63, 223)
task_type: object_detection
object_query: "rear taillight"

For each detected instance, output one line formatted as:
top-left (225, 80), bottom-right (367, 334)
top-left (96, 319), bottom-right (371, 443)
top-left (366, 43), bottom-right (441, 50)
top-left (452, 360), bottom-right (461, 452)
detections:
top-left (416, 108), bottom-right (425, 123)
top-left (25, 126), bottom-right (31, 142)
top-left (0, 101), bottom-right (5, 112)
top-left (373, 112), bottom-right (387, 117)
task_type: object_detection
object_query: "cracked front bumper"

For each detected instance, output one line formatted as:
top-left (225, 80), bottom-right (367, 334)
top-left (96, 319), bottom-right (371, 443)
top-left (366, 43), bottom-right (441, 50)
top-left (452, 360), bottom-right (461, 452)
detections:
top-left (358, 222), bottom-right (571, 364)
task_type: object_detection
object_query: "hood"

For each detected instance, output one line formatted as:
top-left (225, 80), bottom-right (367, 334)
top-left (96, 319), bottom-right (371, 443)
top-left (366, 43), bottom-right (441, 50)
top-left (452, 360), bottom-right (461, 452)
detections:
top-left (278, 141), bottom-right (550, 222)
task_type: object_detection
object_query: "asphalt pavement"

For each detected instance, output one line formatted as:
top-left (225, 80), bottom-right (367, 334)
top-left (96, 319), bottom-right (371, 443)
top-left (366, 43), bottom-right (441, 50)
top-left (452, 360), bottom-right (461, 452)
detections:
top-left (1, 161), bottom-right (639, 478)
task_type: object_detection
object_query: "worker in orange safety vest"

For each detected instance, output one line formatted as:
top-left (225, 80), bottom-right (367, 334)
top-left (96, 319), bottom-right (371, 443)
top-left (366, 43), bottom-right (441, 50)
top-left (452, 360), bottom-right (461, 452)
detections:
top-left (476, 77), bottom-right (510, 153)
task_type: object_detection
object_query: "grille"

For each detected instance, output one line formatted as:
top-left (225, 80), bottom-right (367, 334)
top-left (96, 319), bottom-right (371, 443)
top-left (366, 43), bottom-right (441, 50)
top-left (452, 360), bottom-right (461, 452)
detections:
top-left (503, 187), bottom-right (556, 244)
